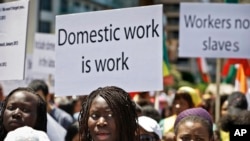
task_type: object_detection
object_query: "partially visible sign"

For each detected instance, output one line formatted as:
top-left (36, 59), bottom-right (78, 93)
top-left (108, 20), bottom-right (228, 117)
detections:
top-left (0, 54), bottom-right (55, 95)
top-left (32, 33), bottom-right (55, 74)
top-left (0, 0), bottom-right (29, 80)
top-left (179, 3), bottom-right (250, 58)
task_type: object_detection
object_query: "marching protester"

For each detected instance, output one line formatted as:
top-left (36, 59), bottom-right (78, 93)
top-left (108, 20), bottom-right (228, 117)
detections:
top-left (138, 115), bottom-right (162, 141)
top-left (159, 86), bottom-right (202, 140)
top-left (4, 126), bottom-right (50, 141)
top-left (219, 91), bottom-right (249, 141)
top-left (1, 1), bottom-right (250, 141)
top-left (0, 87), bottom-right (47, 140)
top-left (78, 86), bottom-right (139, 141)
top-left (28, 79), bottom-right (68, 141)
top-left (174, 107), bottom-right (214, 141)
top-left (65, 121), bottom-right (80, 141)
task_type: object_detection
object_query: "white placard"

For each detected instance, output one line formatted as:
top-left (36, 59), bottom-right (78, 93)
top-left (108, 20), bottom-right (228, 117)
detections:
top-left (0, 54), bottom-right (32, 96)
top-left (56, 5), bottom-right (163, 96)
top-left (0, 0), bottom-right (29, 80)
top-left (32, 33), bottom-right (55, 74)
top-left (0, 54), bottom-right (54, 95)
top-left (179, 3), bottom-right (250, 58)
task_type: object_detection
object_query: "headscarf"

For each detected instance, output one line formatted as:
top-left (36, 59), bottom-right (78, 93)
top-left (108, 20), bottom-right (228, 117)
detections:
top-left (177, 86), bottom-right (202, 107)
top-left (174, 107), bottom-right (213, 128)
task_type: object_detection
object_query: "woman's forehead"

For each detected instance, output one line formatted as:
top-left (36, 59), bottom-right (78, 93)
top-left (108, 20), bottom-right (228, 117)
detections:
top-left (90, 96), bottom-right (110, 109)
top-left (8, 91), bottom-right (38, 103)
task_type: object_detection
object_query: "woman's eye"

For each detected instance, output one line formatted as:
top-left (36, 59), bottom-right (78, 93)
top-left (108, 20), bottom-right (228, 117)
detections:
top-left (90, 114), bottom-right (99, 119)
top-left (7, 106), bottom-right (15, 111)
top-left (91, 114), bottom-right (96, 118)
top-left (107, 113), bottom-right (113, 118)
top-left (181, 136), bottom-right (190, 141)
top-left (195, 138), bottom-right (204, 141)
top-left (22, 108), bottom-right (29, 112)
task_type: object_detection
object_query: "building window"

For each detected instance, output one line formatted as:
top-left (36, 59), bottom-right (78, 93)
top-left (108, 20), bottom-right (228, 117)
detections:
top-left (39, 21), bottom-right (51, 33)
top-left (84, 4), bottom-right (89, 10)
top-left (39, 0), bottom-right (52, 11)
top-left (74, 1), bottom-right (81, 7)
top-left (60, 0), bottom-right (68, 13)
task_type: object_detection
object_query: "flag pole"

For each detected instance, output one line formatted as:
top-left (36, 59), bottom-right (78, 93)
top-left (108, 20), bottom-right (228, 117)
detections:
top-left (214, 0), bottom-right (239, 124)
top-left (154, 91), bottom-right (160, 111)
top-left (215, 58), bottom-right (221, 123)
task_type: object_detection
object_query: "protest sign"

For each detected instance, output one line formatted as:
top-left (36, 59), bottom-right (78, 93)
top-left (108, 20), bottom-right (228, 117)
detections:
top-left (179, 3), bottom-right (250, 58)
top-left (0, 0), bottom-right (29, 80)
top-left (56, 5), bottom-right (163, 96)
top-left (32, 33), bottom-right (55, 74)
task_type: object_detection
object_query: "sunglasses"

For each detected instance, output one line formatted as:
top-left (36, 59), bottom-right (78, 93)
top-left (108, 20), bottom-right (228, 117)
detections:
top-left (140, 134), bottom-right (158, 141)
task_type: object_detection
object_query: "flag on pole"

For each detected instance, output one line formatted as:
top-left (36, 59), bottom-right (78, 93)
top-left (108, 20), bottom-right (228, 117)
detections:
top-left (222, 58), bottom-right (250, 77)
top-left (196, 58), bottom-right (210, 83)
top-left (222, 64), bottom-right (237, 84)
top-left (163, 32), bottom-right (170, 77)
top-left (234, 64), bottom-right (248, 94)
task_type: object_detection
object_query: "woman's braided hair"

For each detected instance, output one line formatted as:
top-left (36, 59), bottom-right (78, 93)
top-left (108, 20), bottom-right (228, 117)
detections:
top-left (79, 86), bottom-right (139, 141)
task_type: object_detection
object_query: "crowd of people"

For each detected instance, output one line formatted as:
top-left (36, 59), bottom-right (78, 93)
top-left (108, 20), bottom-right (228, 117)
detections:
top-left (0, 80), bottom-right (249, 141)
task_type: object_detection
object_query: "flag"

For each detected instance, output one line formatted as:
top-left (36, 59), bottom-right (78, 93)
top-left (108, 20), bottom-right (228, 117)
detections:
top-left (222, 59), bottom-right (250, 77)
top-left (196, 58), bottom-right (210, 83)
top-left (234, 64), bottom-right (248, 94)
top-left (163, 32), bottom-right (170, 77)
top-left (222, 64), bottom-right (237, 84)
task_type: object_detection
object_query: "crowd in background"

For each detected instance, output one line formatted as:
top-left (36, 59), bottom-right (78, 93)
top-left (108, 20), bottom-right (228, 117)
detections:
top-left (0, 80), bottom-right (250, 141)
